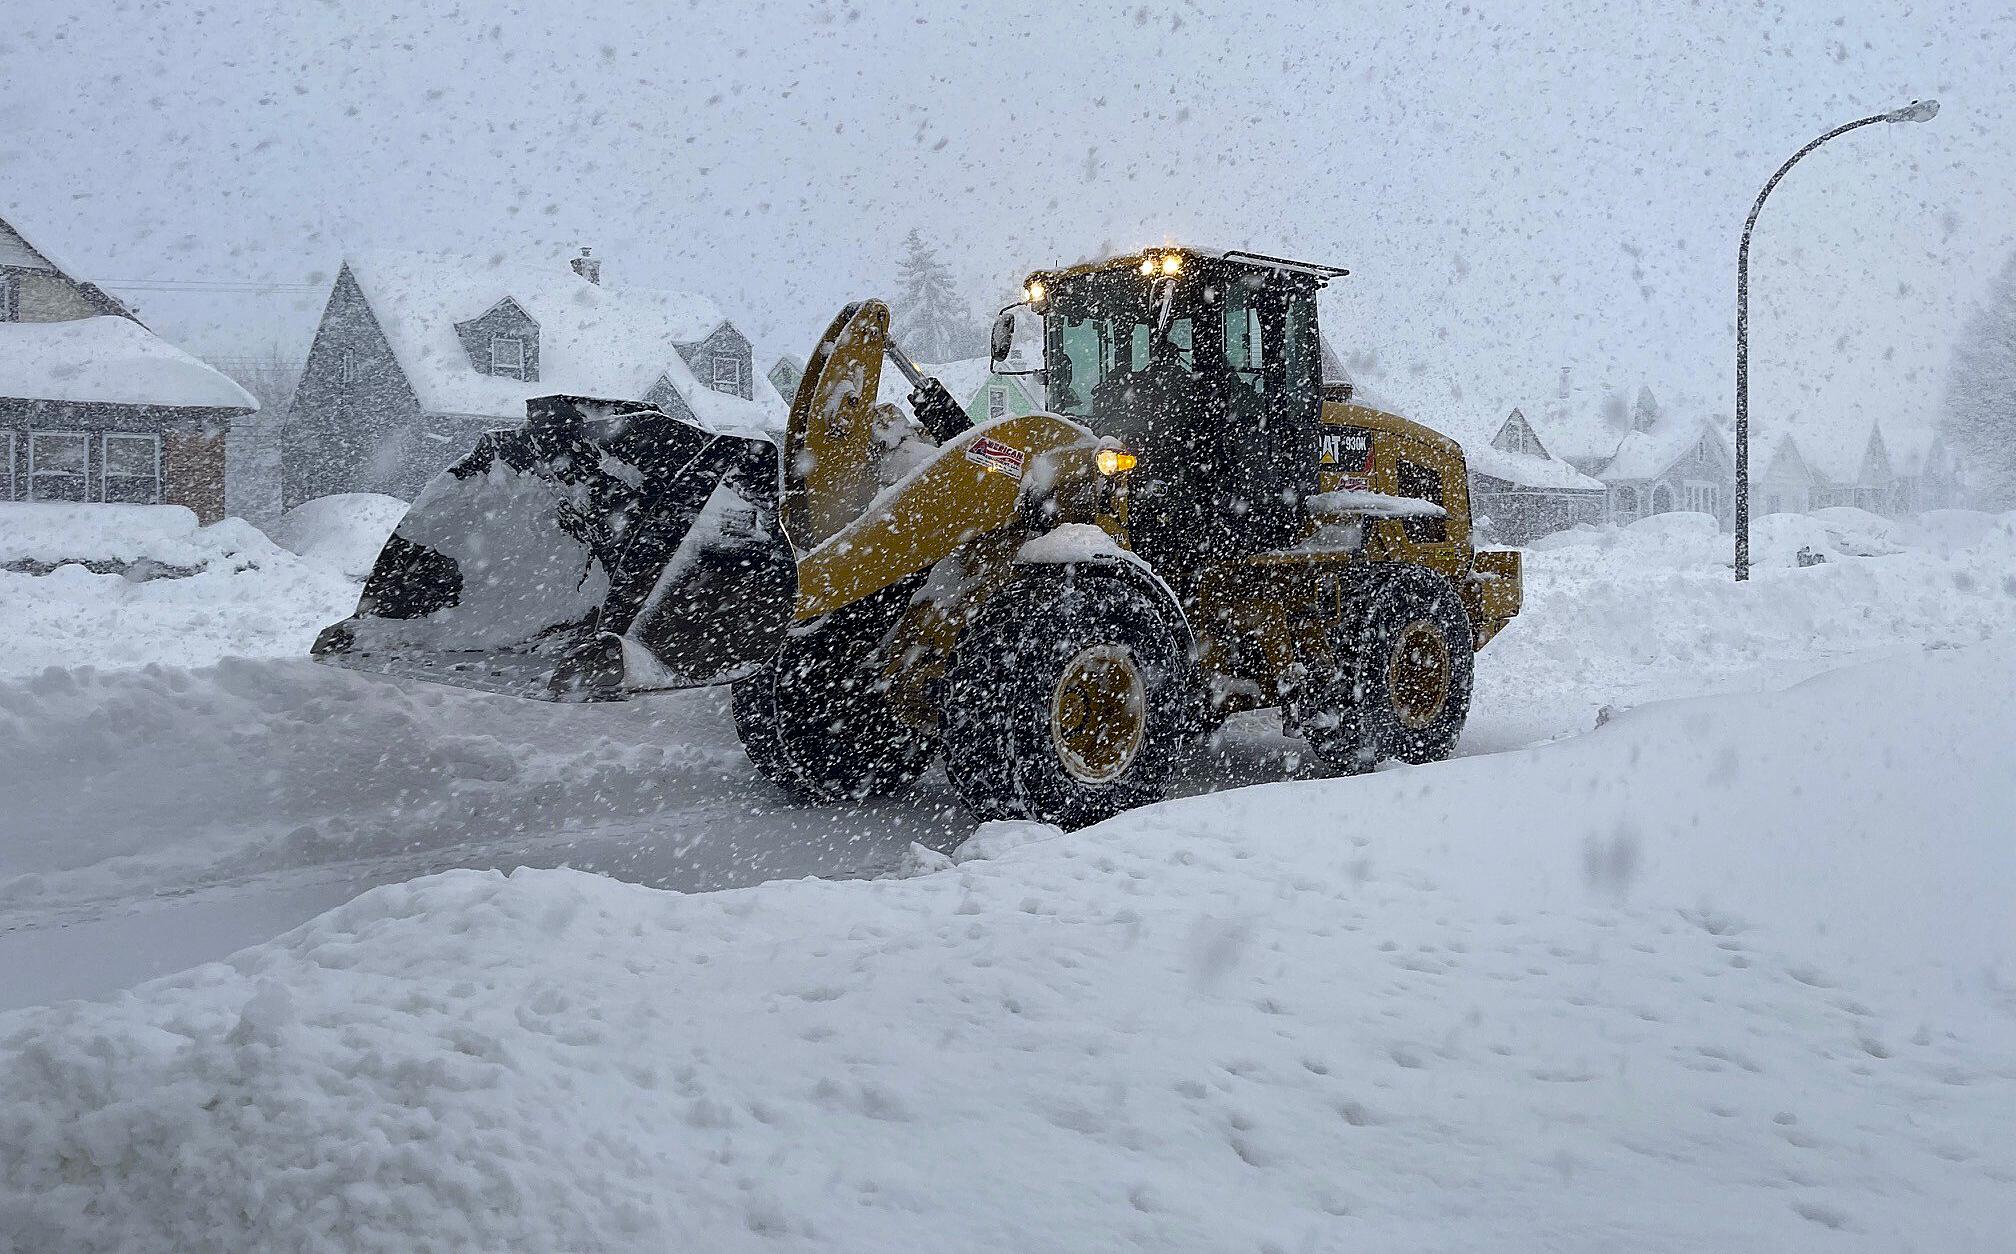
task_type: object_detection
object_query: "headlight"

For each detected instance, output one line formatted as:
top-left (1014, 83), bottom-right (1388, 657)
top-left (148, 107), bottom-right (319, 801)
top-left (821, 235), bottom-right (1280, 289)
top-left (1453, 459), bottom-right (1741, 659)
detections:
top-left (1159, 251), bottom-right (1182, 276)
top-left (1139, 254), bottom-right (1157, 276)
top-left (1095, 448), bottom-right (1138, 476)
top-left (1024, 278), bottom-right (1047, 307)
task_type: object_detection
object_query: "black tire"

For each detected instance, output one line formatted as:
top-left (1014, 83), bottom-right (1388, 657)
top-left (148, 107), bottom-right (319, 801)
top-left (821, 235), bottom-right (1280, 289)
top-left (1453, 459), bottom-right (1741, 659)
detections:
top-left (1306, 566), bottom-right (1475, 774)
top-left (940, 570), bottom-right (1192, 829)
top-left (732, 622), bottom-right (935, 803)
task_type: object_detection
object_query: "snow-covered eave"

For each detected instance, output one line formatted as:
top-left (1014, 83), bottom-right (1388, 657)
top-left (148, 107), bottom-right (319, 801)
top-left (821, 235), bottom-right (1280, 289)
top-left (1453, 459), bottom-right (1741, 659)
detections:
top-left (0, 317), bottom-right (258, 411)
top-left (0, 396), bottom-right (256, 417)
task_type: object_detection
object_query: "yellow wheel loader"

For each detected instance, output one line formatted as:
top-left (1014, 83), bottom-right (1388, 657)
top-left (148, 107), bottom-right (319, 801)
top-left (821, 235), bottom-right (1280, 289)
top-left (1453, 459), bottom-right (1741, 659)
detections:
top-left (314, 247), bottom-right (1521, 827)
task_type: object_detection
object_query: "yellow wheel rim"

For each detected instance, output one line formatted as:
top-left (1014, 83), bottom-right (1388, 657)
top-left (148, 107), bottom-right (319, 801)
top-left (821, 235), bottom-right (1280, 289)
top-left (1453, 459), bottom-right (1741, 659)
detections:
top-left (1049, 645), bottom-right (1147, 785)
top-left (1387, 619), bottom-right (1451, 730)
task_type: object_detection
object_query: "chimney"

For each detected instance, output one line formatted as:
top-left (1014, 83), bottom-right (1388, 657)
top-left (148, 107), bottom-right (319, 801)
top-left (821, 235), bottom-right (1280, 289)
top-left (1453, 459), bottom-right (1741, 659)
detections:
top-left (570, 247), bottom-right (601, 285)
top-left (1557, 366), bottom-right (1571, 399)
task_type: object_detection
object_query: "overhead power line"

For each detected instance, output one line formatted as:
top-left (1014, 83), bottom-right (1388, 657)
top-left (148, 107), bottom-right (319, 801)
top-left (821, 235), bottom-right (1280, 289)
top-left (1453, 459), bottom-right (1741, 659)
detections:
top-left (101, 278), bottom-right (323, 293)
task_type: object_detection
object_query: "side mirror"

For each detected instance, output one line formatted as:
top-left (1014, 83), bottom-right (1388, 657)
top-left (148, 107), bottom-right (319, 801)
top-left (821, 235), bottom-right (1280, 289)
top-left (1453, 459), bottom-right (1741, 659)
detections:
top-left (990, 304), bottom-right (1044, 376)
top-left (990, 312), bottom-right (1015, 368)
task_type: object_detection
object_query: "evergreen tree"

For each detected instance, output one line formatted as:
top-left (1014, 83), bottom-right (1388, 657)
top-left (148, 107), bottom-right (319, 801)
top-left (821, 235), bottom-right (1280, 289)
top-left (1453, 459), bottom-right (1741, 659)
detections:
top-left (1945, 251), bottom-right (2016, 506)
top-left (891, 229), bottom-right (983, 363)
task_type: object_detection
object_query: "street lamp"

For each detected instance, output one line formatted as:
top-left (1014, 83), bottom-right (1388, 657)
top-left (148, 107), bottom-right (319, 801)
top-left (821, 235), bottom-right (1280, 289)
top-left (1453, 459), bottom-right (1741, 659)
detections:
top-left (1734, 98), bottom-right (1939, 581)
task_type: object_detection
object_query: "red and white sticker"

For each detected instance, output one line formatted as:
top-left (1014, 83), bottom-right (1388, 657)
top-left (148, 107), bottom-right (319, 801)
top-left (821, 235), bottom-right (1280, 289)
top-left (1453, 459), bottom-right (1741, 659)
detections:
top-left (964, 435), bottom-right (1027, 481)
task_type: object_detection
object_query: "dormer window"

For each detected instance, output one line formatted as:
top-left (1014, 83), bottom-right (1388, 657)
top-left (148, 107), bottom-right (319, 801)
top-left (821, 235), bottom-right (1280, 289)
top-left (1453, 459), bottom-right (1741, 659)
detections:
top-left (491, 335), bottom-right (526, 380)
top-left (711, 355), bottom-right (741, 393)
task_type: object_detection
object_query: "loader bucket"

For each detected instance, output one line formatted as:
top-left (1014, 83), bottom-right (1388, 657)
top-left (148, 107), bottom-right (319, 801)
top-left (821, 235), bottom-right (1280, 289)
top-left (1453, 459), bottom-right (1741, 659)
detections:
top-left (311, 395), bottom-right (795, 701)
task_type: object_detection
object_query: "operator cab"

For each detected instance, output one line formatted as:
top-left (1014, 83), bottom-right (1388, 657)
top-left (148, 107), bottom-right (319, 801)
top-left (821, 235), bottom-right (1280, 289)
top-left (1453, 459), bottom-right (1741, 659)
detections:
top-left (991, 248), bottom-right (1347, 581)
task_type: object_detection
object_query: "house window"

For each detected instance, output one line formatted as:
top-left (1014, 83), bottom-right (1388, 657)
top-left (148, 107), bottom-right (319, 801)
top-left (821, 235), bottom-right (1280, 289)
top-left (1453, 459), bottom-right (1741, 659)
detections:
top-left (711, 355), bottom-right (741, 393)
top-left (0, 431), bottom-right (14, 499)
top-left (28, 431), bottom-right (89, 502)
top-left (490, 335), bottom-right (526, 379)
top-left (102, 433), bottom-right (162, 504)
top-left (340, 350), bottom-right (361, 383)
top-left (1395, 459), bottom-right (1448, 543)
top-left (0, 274), bottom-right (17, 322)
top-left (1612, 486), bottom-right (1638, 522)
top-left (988, 387), bottom-right (1007, 420)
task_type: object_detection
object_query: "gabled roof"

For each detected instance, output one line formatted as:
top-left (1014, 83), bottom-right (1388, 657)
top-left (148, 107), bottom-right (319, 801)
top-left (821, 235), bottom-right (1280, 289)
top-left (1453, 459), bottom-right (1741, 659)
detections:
top-left (0, 316), bottom-right (256, 409)
top-left (1765, 415), bottom-right (1933, 487)
top-left (339, 251), bottom-right (786, 438)
top-left (1886, 424), bottom-right (1947, 476)
top-left (0, 211), bottom-right (142, 321)
top-left (1439, 409), bottom-right (1605, 492)
top-left (1761, 434), bottom-right (1818, 485)
top-left (1524, 396), bottom-right (1630, 464)
top-left (1599, 414), bottom-right (1730, 482)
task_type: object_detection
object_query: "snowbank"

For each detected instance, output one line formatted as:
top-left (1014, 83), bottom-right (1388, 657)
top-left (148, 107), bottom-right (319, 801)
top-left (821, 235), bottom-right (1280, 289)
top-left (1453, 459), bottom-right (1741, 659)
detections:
top-left (1, 641), bottom-right (2010, 1252)
top-left (0, 502), bottom-right (277, 570)
top-left (0, 505), bottom-right (365, 675)
top-left (0, 316), bottom-right (255, 409)
top-left (267, 494), bottom-right (407, 580)
top-left (0, 512), bottom-right (361, 678)
top-left (1467, 508), bottom-right (2016, 752)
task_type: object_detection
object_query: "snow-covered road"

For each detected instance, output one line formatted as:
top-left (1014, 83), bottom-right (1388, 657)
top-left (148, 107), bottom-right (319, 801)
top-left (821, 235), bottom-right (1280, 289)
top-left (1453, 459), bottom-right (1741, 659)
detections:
top-left (2, 504), bottom-right (2013, 1249)
top-left (3, 506), bottom-right (2012, 1008)
top-left (3, 636), bottom-right (2010, 1252)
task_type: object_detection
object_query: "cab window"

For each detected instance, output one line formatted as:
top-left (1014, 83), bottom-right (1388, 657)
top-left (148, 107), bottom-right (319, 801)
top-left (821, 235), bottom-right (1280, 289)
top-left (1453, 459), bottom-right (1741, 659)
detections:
top-left (1396, 459), bottom-right (1448, 543)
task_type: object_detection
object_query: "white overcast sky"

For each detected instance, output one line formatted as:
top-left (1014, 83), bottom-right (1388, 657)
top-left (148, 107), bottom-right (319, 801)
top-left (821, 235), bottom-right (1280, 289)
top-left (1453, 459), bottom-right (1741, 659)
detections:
top-left (4, 0), bottom-right (2012, 448)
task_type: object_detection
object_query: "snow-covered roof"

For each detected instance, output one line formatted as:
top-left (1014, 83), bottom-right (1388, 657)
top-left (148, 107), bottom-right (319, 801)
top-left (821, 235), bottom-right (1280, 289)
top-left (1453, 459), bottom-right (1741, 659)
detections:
top-left (0, 316), bottom-right (256, 410)
top-left (1885, 423), bottom-right (1944, 475)
top-left (341, 251), bottom-right (785, 438)
top-left (1762, 416), bottom-right (1934, 486)
top-left (1465, 441), bottom-right (1605, 491)
top-left (1598, 415), bottom-right (1729, 482)
top-left (1434, 411), bottom-right (1604, 492)
top-left (0, 211), bottom-right (141, 321)
top-left (0, 211), bottom-right (82, 277)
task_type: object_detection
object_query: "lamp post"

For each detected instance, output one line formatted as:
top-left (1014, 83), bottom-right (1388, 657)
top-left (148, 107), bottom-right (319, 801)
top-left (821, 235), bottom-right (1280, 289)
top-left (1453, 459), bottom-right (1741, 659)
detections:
top-left (1734, 98), bottom-right (1939, 581)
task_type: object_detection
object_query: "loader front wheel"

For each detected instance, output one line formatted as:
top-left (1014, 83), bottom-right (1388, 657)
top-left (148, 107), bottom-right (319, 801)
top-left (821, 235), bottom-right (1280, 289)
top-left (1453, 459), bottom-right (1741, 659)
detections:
top-left (732, 629), bottom-right (934, 803)
top-left (941, 573), bottom-right (1190, 829)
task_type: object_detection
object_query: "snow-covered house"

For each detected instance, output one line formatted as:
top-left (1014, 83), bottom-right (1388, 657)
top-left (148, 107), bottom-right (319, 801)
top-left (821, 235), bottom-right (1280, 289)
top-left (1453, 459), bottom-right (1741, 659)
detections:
top-left (1453, 407), bottom-right (1606, 544)
top-left (1599, 413), bottom-right (1735, 526)
top-left (0, 214), bottom-right (254, 522)
top-left (1756, 434), bottom-right (1820, 516)
top-left (874, 356), bottom-right (1047, 428)
top-left (1890, 427), bottom-right (1959, 512)
top-left (1803, 423), bottom-right (1897, 514)
top-left (283, 250), bottom-right (787, 505)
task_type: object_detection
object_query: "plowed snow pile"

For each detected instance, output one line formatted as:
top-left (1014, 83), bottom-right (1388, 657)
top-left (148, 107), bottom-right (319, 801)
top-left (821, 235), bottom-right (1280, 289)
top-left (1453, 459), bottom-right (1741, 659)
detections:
top-left (0, 503), bottom-right (366, 674)
top-left (2, 641), bottom-right (2010, 1253)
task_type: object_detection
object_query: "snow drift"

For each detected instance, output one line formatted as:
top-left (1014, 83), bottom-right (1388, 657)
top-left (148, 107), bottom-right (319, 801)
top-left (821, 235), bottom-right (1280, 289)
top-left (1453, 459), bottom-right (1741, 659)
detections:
top-left (1, 641), bottom-right (2010, 1253)
top-left (268, 494), bottom-right (407, 580)
top-left (0, 507), bottom-right (362, 676)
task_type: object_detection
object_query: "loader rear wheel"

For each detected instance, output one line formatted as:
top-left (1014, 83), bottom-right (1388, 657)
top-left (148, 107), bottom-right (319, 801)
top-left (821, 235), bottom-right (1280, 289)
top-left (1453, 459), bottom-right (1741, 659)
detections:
top-left (732, 628), bottom-right (934, 803)
top-left (1306, 566), bottom-right (1475, 774)
top-left (941, 573), bottom-right (1190, 829)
